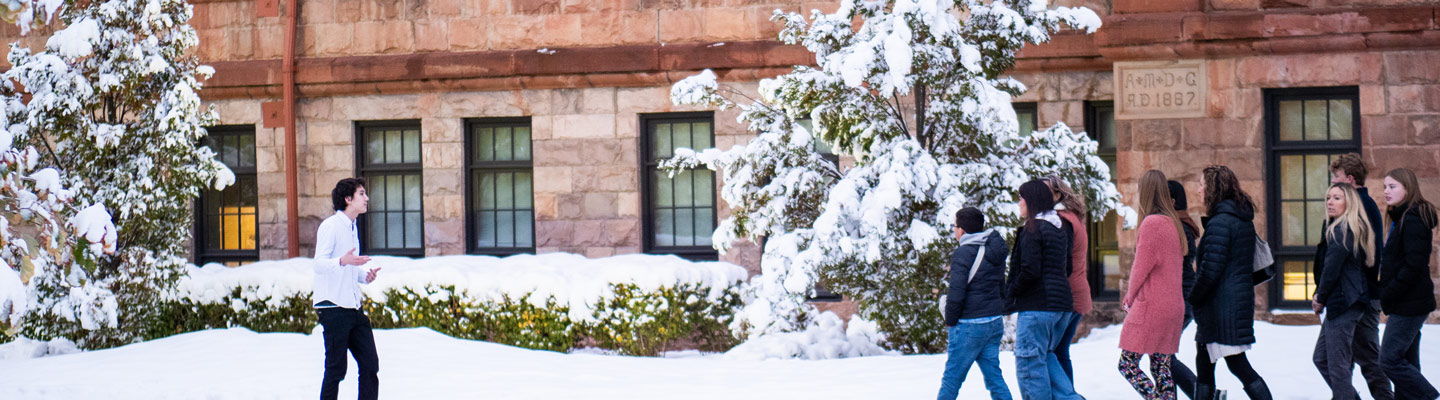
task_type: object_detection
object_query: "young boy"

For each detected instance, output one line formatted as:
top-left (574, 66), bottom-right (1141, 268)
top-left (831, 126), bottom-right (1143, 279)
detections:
top-left (314, 178), bottom-right (382, 400)
top-left (937, 207), bottom-right (1013, 400)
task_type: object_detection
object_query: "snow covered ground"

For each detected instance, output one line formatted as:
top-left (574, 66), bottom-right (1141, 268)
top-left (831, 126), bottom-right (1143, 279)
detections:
top-left (2, 321), bottom-right (1438, 399)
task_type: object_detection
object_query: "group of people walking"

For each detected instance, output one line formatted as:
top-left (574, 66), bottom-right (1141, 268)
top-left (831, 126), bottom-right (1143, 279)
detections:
top-left (937, 154), bottom-right (1439, 400)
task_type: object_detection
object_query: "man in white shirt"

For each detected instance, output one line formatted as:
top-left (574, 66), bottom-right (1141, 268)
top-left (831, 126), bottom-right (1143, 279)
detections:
top-left (314, 177), bottom-right (381, 400)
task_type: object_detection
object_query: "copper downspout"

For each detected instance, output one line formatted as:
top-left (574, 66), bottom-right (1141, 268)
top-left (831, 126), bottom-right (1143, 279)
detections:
top-left (283, 0), bottom-right (300, 257)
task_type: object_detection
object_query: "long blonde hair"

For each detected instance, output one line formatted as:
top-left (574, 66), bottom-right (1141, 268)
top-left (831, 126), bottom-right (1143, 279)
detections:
top-left (1326, 183), bottom-right (1377, 267)
top-left (1137, 170), bottom-right (1188, 256)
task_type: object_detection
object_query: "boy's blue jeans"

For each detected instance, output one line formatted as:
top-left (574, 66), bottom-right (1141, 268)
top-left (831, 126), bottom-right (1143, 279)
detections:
top-left (937, 316), bottom-right (1012, 400)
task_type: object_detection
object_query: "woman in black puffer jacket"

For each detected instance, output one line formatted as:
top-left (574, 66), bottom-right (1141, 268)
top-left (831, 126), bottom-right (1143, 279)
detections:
top-left (1007, 179), bottom-right (1080, 399)
top-left (1378, 168), bottom-right (1439, 400)
top-left (1189, 166), bottom-right (1271, 400)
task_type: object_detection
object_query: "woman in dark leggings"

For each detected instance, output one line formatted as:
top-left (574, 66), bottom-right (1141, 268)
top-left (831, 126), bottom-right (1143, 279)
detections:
top-left (1189, 166), bottom-right (1271, 400)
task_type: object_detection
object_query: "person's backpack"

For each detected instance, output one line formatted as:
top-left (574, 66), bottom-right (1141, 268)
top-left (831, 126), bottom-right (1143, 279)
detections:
top-left (939, 240), bottom-right (988, 314)
top-left (1252, 234), bottom-right (1276, 285)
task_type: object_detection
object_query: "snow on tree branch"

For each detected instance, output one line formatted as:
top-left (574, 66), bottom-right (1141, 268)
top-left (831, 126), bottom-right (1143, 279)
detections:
top-left (668, 0), bottom-right (1130, 354)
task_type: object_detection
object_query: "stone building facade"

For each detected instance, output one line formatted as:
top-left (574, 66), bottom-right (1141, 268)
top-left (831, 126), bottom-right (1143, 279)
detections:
top-left (6, 0), bottom-right (1437, 327)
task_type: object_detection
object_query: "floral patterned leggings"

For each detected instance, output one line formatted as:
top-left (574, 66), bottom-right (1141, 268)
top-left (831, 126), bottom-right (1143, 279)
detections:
top-left (1119, 350), bottom-right (1176, 400)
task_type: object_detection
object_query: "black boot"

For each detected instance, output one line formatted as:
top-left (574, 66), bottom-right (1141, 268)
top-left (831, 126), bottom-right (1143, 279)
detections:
top-left (1196, 383), bottom-right (1217, 400)
top-left (1243, 378), bottom-right (1272, 400)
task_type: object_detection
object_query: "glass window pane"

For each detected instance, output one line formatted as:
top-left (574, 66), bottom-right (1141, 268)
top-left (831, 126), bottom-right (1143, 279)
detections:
top-left (676, 208), bottom-right (694, 246)
top-left (477, 127), bottom-right (494, 161)
top-left (240, 176), bottom-right (257, 205)
top-left (497, 173), bottom-right (514, 209)
top-left (386, 175), bottom-right (403, 212)
top-left (1097, 108), bottom-right (1116, 149)
top-left (1018, 111), bottom-right (1036, 137)
top-left (1329, 100), bottom-right (1353, 140)
top-left (387, 213), bottom-right (403, 249)
top-left (654, 124), bottom-right (672, 160)
top-left (1282, 261), bottom-right (1314, 301)
top-left (367, 175), bottom-right (385, 210)
top-left (223, 135), bottom-right (239, 168)
top-left (1306, 200), bottom-right (1326, 245)
top-left (205, 214), bottom-right (220, 249)
top-left (674, 123), bottom-right (692, 151)
top-left (515, 127), bottom-right (531, 160)
top-left (478, 211), bottom-right (496, 247)
top-left (516, 172), bottom-right (533, 208)
top-left (369, 214), bottom-right (387, 248)
top-left (675, 170), bottom-right (693, 207)
top-left (223, 214), bottom-right (238, 249)
top-left (1306, 154), bottom-right (1330, 199)
top-left (694, 171), bottom-right (713, 206)
top-left (518, 210), bottom-right (534, 247)
top-left (405, 175), bottom-right (421, 211)
top-left (497, 210), bottom-right (515, 247)
top-left (696, 207), bottom-right (714, 246)
top-left (1102, 252), bottom-right (1121, 290)
top-left (692, 122), bottom-right (712, 149)
top-left (241, 134), bottom-right (256, 167)
top-left (1280, 101), bottom-right (1303, 141)
top-left (1281, 155), bottom-right (1303, 200)
top-left (479, 173), bottom-right (496, 209)
top-left (367, 130), bottom-right (385, 165)
top-left (405, 211), bottom-right (422, 248)
top-left (654, 171), bottom-right (673, 207)
top-left (496, 127), bottom-right (513, 161)
top-left (1282, 201), bottom-right (1306, 247)
top-left (240, 212), bottom-right (256, 250)
top-left (385, 130), bottom-right (402, 164)
top-left (656, 209), bottom-right (674, 247)
top-left (403, 130), bottom-right (421, 164)
top-left (1304, 100), bottom-right (1328, 141)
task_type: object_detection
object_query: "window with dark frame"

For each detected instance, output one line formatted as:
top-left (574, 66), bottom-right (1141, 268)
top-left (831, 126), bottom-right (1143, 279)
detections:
top-left (466, 118), bottom-right (535, 256)
top-left (1084, 101), bottom-right (1122, 300)
top-left (1015, 102), bottom-right (1038, 137)
top-left (1264, 87), bottom-right (1361, 309)
top-left (356, 121), bottom-right (425, 257)
top-left (194, 125), bottom-right (259, 267)
top-left (642, 113), bottom-right (719, 261)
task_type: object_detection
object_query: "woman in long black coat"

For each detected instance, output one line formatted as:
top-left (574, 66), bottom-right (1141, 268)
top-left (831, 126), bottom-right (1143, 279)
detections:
top-left (1189, 166), bottom-right (1271, 400)
top-left (1379, 168), bottom-right (1439, 400)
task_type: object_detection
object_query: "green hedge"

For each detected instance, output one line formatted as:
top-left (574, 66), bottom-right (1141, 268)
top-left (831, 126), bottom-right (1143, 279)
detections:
top-left (146, 283), bottom-right (741, 356)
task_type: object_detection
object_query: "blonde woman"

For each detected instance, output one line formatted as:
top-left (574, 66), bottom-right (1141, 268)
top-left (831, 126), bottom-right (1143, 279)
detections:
top-left (1312, 183), bottom-right (1379, 400)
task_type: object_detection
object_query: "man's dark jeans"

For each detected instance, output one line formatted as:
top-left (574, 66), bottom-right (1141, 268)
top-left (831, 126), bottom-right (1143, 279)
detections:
top-left (318, 307), bottom-right (379, 400)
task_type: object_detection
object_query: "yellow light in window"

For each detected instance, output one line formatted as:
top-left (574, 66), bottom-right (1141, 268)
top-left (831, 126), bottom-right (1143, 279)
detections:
top-left (219, 206), bottom-right (257, 250)
top-left (1283, 270), bottom-right (1315, 301)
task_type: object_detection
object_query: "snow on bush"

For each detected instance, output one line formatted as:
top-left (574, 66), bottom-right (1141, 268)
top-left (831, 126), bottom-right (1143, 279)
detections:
top-left (0, 335), bottom-right (77, 360)
top-left (179, 254), bottom-right (746, 322)
top-left (724, 311), bottom-right (894, 360)
top-left (168, 253), bottom-right (748, 355)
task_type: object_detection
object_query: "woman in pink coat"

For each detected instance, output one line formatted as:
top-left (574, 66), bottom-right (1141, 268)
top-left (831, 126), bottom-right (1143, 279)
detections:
top-left (1119, 170), bottom-right (1188, 400)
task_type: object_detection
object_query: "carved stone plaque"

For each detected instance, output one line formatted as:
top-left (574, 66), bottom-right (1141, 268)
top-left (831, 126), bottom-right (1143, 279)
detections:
top-left (1114, 60), bottom-right (1208, 120)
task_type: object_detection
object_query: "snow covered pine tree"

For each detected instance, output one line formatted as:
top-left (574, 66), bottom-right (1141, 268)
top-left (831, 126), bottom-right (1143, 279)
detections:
top-left (667, 0), bottom-right (1134, 353)
top-left (4, 0), bottom-right (231, 348)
